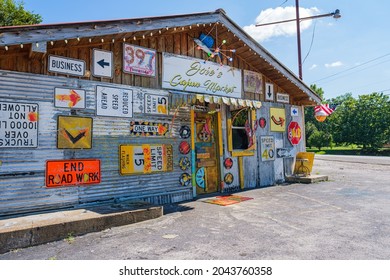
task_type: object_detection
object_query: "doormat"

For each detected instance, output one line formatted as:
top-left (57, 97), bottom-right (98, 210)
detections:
top-left (203, 195), bottom-right (253, 206)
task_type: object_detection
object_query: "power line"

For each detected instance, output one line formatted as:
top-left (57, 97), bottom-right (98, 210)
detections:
top-left (255, 0), bottom-right (290, 25)
top-left (312, 52), bottom-right (390, 83)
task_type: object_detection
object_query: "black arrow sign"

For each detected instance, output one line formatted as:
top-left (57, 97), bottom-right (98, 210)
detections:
top-left (97, 59), bottom-right (110, 68)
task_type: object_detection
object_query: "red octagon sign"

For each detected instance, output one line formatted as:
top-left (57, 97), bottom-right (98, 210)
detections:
top-left (288, 121), bottom-right (302, 145)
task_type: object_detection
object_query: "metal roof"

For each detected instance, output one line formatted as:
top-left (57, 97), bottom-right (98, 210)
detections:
top-left (0, 9), bottom-right (321, 105)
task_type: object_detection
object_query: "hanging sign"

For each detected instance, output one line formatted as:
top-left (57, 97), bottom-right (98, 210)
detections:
top-left (288, 121), bottom-right (302, 145)
top-left (120, 144), bottom-right (173, 175)
top-left (260, 136), bottom-right (275, 161)
top-left (162, 52), bottom-right (242, 98)
top-left (92, 49), bottom-right (113, 78)
top-left (265, 83), bottom-right (274, 101)
top-left (244, 70), bottom-right (262, 94)
top-left (276, 93), bottom-right (290, 104)
top-left (130, 121), bottom-right (169, 136)
top-left (48, 55), bottom-right (85, 77)
top-left (277, 147), bottom-right (295, 158)
top-left (123, 44), bottom-right (156, 77)
top-left (132, 89), bottom-right (169, 115)
top-left (270, 107), bottom-right (286, 132)
top-left (0, 101), bottom-right (38, 148)
top-left (96, 85), bottom-right (133, 118)
top-left (57, 116), bottom-right (92, 149)
top-left (54, 87), bottom-right (86, 109)
top-left (46, 159), bottom-right (101, 188)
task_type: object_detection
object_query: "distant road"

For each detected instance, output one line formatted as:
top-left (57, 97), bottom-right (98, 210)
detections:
top-left (315, 154), bottom-right (390, 166)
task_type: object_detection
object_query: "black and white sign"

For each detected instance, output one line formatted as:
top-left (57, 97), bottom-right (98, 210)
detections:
top-left (265, 83), bottom-right (274, 101)
top-left (277, 92), bottom-right (290, 103)
top-left (276, 147), bottom-right (295, 158)
top-left (92, 49), bottom-right (113, 78)
top-left (96, 86), bottom-right (133, 118)
top-left (0, 101), bottom-right (39, 148)
top-left (48, 55), bottom-right (85, 77)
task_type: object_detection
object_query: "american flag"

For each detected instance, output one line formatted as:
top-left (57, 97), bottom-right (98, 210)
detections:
top-left (314, 104), bottom-right (335, 116)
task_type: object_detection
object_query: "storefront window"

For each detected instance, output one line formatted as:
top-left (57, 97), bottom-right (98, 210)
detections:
top-left (228, 108), bottom-right (256, 156)
top-left (231, 109), bottom-right (250, 150)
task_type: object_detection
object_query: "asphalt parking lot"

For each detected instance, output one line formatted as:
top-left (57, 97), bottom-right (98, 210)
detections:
top-left (1, 154), bottom-right (389, 260)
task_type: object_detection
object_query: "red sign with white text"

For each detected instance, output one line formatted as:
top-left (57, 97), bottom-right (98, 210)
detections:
top-left (46, 159), bottom-right (101, 188)
top-left (288, 121), bottom-right (302, 145)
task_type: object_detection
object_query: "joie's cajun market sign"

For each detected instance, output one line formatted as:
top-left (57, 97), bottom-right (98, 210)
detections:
top-left (162, 53), bottom-right (242, 98)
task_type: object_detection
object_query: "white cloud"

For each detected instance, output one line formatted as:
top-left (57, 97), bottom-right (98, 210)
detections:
top-left (243, 6), bottom-right (320, 42)
top-left (309, 64), bottom-right (318, 70)
top-left (325, 61), bottom-right (343, 68)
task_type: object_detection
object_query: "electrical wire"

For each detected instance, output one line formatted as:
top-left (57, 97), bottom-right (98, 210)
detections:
top-left (312, 52), bottom-right (390, 83)
top-left (255, 0), bottom-right (290, 25)
top-left (302, 21), bottom-right (317, 65)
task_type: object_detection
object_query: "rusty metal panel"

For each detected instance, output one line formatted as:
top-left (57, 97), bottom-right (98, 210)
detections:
top-left (0, 70), bottom-right (192, 216)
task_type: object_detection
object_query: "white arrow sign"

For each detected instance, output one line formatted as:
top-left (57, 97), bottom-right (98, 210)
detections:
top-left (92, 49), bottom-right (113, 78)
top-left (276, 148), bottom-right (295, 158)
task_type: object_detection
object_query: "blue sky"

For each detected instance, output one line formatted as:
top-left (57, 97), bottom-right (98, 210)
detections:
top-left (23, 0), bottom-right (390, 100)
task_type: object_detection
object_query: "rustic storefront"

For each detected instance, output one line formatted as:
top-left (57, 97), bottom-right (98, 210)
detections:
top-left (0, 9), bottom-right (321, 216)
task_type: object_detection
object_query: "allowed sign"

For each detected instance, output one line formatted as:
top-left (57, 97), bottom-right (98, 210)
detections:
top-left (46, 159), bottom-right (101, 188)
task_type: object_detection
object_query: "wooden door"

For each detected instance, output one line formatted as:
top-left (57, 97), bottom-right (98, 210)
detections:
top-left (194, 112), bottom-right (219, 194)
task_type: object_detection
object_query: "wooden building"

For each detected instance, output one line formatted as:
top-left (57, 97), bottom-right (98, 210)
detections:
top-left (0, 9), bottom-right (321, 216)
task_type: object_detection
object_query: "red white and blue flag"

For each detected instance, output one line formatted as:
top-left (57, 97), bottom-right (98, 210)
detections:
top-left (314, 104), bottom-right (334, 116)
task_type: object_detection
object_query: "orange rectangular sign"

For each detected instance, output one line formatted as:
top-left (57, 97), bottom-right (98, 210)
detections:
top-left (46, 159), bottom-right (101, 188)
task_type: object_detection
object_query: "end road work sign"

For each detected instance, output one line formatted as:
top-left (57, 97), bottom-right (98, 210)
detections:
top-left (46, 159), bottom-right (101, 188)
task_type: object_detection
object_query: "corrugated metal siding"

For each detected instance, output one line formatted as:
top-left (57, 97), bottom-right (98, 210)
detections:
top-left (0, 70), bottom-right (192, 216)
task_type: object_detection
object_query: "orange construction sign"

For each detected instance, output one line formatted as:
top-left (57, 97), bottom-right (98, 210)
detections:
top-left (46, 159), bottom-right (101, 188)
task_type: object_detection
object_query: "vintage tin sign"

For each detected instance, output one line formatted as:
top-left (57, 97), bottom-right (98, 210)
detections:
top-left (130, 121), bottom-right (169, 136)
top-left (162, 52), bottom-right (242, 98)
top-left (123, 44), bottom-right (156, 77)
top-left (0, 101), bottom-right (38, 148)
top-left (288, 121), bottom-right (302, 145)
top-left (260, 136), bottom-right (275, 161)
top-left (96, 85), bottom-right (133, 118)
top-left (132, 89), bottom-right (169, 115)
top-left (46, 159), bottom-right (101, 188)
top-left (57, 116), bottom-right (92, 149)
top-left (48, 55), bottom-right (85, 77)
top-left (120, 144), bottom-right (173, 175)
top-left (270, 107), bottom-right (286, 132)
top-left (54, 87), bottom-right (86, 109)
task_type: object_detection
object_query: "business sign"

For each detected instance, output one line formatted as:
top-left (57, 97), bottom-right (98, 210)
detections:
top-left (0, 101), bottom-right (38, 148)
top-left (96, 85), bottom-right (133, 118)
top-left (123, 44), bottom-right (156, 77)
top-left (162, 52), bottom-right (242, 98)
top-left (265, 83), bottom-right (274, 101)
top-left (260, 136), bottom-right (275, 161)
top-left (54, 87), bottom-right (86, 109)
top-left (132, 89), bottom-right (169, 115)
top-left (57, 116), bottom-right (92, 149)
top-left (270, 107), bottom-right (286, 132)
top-left (92, 49), bottom-right (113, 78)
top-left (288, 121), bottom-right (302, 145)
top-left (276, 92), bottom-right (290, 104)
top-left (48, 55), bottom-right (85, 77)
top-left (46, 159), bottom-right (101, 188)
top-left (130, 121), bottom-right (169, 136)
top-left (120, 144), bottom-right (173, 175)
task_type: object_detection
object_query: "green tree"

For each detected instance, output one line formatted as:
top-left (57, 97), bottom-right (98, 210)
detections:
top-left (335, 93), bottom-right (390, 150)
top-left (0, 0), bottom-right (42, 26)
top-left (308, 130), bottom-right (333, 150)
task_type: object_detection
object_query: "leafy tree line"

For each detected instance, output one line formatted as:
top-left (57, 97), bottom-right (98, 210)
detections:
top-left (0, 0), bottom-right (41, 26)
top-left (305, 86), bottom-right (390, 151)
